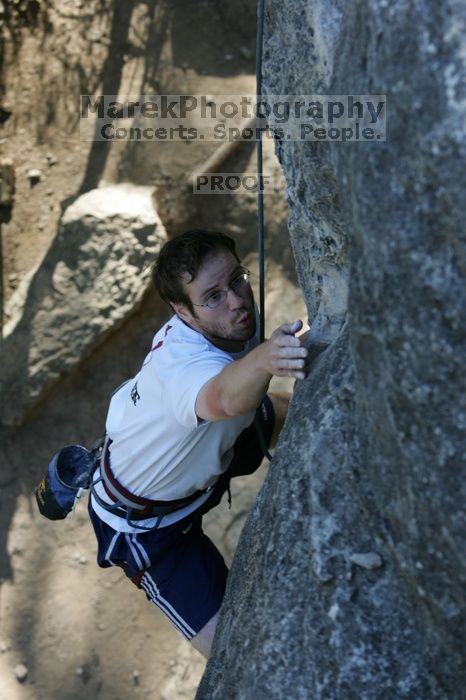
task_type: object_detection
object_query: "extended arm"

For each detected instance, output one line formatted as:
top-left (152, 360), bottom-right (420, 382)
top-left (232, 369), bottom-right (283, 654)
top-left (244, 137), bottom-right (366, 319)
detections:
top-left (195, 320), bottom-right (308, 422)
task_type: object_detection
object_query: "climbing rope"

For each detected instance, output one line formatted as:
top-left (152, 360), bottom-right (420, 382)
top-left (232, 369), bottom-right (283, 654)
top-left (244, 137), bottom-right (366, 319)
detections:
top-left (256, 0), bottom-right (266, 344)
top-left (254, 0), bottom-right (273, 462)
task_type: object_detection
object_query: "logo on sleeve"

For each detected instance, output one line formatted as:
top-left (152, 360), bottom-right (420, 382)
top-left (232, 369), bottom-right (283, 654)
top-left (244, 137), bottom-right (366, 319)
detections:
top-left (144, 324), bottom-right (174, 365)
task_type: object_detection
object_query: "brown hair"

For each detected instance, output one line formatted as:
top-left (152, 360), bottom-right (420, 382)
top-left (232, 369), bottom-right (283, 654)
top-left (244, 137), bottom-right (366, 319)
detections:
top-left (152, 229), bottom-right (240, 313)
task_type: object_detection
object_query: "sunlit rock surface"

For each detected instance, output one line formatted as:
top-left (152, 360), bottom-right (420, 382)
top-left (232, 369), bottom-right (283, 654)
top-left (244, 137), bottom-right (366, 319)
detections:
top-left (1, 185), bottom-right (166, 425)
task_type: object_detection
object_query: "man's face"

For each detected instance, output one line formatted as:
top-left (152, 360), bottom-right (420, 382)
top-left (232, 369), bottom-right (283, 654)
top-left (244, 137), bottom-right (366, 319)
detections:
top-left (172, 250), bottom-right (256, 352)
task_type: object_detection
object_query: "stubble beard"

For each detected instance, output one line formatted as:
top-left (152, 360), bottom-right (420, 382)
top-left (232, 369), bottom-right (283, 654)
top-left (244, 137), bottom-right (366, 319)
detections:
top-left (193, 297), bottom-right (256, 348)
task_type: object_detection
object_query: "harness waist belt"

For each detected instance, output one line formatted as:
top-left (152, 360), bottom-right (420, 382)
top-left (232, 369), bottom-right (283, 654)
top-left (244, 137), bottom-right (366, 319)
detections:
top-left (100, 438), bottom-right (210, 519)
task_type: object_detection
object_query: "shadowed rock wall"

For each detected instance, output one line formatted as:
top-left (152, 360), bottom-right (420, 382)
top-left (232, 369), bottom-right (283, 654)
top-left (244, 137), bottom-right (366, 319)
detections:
top-left (197, 1), bottom-right (466, 698)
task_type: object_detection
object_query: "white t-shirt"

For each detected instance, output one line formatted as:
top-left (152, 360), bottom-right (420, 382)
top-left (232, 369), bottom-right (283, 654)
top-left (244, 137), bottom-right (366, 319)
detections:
top-left (91, 314), bottom-right (259, 531)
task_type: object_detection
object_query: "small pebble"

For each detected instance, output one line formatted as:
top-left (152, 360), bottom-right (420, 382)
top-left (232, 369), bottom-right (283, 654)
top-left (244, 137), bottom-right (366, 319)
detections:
top-left (14, 663), bottom-right (28, 683)
top-left (350, 552), bottom-right (383, 570)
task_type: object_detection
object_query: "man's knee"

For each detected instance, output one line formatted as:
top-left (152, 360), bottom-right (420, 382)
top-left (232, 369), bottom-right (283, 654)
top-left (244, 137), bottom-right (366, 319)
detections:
top-left (190, 611), bottom-right (220, 658)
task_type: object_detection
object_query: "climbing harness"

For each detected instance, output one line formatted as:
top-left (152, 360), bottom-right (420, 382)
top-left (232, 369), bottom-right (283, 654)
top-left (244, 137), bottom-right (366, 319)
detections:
top-left (35, 432), bottom-right (215, 530)
top-left (97, 436), bottom-right (213, 525)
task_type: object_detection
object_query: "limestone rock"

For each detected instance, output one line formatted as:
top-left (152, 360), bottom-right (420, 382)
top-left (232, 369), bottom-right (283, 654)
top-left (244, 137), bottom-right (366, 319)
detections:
top-left (349, 552), bottom-right (383, 570)
top-left (0, 184), bottom-right (166, 425)
top-left (197, 1), bottom-right (466, 698)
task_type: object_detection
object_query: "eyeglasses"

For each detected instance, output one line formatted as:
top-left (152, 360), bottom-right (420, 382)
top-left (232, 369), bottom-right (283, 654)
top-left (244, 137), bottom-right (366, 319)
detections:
top-left (192, 268), bottom-right (251, 309)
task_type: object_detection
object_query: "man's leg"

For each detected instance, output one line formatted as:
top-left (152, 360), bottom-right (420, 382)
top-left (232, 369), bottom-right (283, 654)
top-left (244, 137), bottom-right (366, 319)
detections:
top-left (267, 391), bottom-right (291, 447)
top-left (134, 521), bottom-right (227, 650)
top-left (190, 611), bottom-right (220, 658)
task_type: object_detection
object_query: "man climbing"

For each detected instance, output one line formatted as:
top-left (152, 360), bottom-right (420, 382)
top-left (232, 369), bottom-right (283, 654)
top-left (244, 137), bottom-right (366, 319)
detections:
top-left (88, 229), bottom-right (308, 657)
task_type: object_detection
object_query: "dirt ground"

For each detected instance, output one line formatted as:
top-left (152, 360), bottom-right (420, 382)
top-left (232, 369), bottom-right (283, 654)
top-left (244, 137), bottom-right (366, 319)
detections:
top-left (0, 2), bottom-right (306, 698)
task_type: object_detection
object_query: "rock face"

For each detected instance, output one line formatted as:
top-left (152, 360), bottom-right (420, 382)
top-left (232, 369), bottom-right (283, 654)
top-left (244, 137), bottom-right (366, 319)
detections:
top-left (0, 184), bottom-right (166, 425)
top-left (197, 2), bottom-right (466, 698)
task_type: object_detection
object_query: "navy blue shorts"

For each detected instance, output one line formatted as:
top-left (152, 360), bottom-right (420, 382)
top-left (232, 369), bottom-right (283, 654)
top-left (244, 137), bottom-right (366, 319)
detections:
top-left (88, 396), bottom-right (275, 640)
